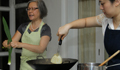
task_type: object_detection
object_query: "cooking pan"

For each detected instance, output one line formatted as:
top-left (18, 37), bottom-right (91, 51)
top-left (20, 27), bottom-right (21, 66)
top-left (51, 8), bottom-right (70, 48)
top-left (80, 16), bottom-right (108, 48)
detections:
top-left (27, 56), bottom-right (78, 70)
top-left (77, 62), bottom-right (120, 70)
top-left (77, 50), bottom-right (120, 70)
top-left (77, 62), bottom-right (106, 70)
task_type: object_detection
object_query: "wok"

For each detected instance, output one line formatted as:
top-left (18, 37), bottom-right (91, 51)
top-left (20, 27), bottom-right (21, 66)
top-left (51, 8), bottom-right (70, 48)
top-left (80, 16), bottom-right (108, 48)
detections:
top-left (27, 56), bottom-right (78, 70)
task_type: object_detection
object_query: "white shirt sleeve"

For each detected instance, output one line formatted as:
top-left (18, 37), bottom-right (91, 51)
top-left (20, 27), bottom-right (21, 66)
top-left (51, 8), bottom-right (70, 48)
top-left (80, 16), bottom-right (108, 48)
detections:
top-left (96, 13), bottom-right (109, 36)
top-left (96, 13), bottom-right (106, 25)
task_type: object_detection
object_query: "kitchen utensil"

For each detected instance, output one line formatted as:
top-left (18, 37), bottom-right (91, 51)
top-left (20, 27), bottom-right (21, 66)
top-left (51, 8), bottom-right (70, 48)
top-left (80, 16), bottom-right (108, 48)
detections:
top-left (27, 56), bottom-right (78, 70)
top-left (99, 50), bottom-right (120, 66)
top-left (77, 62), bottom-right (120, 70)
top-left (77, 62), bottom-right (106, 70)
top-left (51, 38), bottom-right (62, 64)
top-left (77, 50), bottom-right (120, 70)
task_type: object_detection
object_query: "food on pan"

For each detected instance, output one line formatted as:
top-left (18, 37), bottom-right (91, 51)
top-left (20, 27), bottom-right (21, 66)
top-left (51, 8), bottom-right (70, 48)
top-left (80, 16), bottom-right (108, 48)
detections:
top-left (51, 54), bottom-right (62, 64)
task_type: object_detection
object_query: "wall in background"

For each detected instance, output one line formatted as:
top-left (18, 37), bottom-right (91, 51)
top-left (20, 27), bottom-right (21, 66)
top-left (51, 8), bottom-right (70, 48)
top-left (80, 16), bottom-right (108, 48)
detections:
top-left (78, 0), bottom-right (96, 63)
top-left (95, 0), bottom-right (106, 63)
top-left (43, 0), bottom-right (78, 70)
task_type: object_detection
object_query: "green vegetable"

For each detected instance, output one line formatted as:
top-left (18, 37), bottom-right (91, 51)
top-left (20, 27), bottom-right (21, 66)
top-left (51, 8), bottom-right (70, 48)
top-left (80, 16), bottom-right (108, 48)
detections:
top-left (2, 17), bottom-right (12, 65)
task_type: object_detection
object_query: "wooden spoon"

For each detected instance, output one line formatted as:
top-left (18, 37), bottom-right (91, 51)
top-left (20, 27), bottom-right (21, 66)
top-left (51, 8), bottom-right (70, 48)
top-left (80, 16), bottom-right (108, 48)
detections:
top-left (99, 50), bottom-right (120, 66)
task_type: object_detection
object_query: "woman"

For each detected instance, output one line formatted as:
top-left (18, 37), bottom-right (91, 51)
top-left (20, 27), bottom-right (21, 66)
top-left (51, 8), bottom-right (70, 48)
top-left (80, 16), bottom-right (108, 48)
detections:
top-left (2, 0), bottom-right (51, 70)
top-left (57, 0), bottom-right (120, 70)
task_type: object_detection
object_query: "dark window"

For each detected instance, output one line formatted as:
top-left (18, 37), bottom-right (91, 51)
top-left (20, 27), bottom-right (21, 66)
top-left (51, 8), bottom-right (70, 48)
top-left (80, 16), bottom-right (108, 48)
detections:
top-left (16, 0), bottom-right (29, 4)
top-left (0, 11), bottom-right (9, 70)
top-left (16, 53), bottom-right (21, 70)
top-left (0, 11), bottom-right (9, 52)
top-left (0, 0), bottom-right (9, 7)
top-left (16, 7), bottom-right (30, 30)
top-left (0, 56), bottom-right (9, 70)
top-left (0, 1), bottom-right (31, 70)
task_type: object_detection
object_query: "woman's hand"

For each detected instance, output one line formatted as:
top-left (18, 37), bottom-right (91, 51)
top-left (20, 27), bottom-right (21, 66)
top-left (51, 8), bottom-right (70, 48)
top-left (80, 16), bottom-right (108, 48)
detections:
top-left (11, 41), bottom-right (21, 48)
top-left (57, 24), bottom-right (71, 41)
top-left (2, 40), bottom-right (11, 48)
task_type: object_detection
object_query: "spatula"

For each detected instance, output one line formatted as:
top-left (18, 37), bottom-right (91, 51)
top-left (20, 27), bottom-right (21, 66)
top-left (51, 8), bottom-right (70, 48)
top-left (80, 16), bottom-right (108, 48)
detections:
top-left (51, 38), bottom-right (62, 64)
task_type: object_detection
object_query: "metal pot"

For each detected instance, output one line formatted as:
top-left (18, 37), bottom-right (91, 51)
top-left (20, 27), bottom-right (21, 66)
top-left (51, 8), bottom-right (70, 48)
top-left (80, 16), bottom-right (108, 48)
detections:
top-left (77, 62), bottom-right (120, 70)
top-left (27, 56), bottom-right (78, 70)
top-left (77, 62), bottom-right (106, 70)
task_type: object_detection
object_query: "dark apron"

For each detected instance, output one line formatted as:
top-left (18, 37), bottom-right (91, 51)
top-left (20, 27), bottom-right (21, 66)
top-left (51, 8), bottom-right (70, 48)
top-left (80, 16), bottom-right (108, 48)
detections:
top-left (104, 24), bottom-right (120, 70)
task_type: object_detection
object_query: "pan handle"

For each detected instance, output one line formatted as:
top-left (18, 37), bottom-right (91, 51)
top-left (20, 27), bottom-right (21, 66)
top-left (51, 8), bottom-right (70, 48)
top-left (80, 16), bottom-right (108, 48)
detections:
top-left (37, 55), bottom-right (45, 59)
top-left (107, 63), bottom-right (120, 68)
top-left (59, 36), bottom-right (63, 45)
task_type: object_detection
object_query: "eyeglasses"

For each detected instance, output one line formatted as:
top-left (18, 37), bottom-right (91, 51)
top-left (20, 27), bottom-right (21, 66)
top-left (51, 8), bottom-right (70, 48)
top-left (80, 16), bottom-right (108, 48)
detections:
top-left (26, 7), bottom-right (38, 11)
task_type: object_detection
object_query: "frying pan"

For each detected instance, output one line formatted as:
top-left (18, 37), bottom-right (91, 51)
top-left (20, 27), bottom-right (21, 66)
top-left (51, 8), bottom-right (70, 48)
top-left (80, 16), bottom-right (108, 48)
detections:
top-left (27, 56), bottom-right (78, 70)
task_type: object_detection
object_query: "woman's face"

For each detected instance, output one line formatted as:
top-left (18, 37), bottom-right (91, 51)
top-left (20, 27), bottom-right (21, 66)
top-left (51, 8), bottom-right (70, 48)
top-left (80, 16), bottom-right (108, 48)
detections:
top-left (27, 2), bottom-right (41, 21)
top-left (99, 0), bottom-right (117, 18)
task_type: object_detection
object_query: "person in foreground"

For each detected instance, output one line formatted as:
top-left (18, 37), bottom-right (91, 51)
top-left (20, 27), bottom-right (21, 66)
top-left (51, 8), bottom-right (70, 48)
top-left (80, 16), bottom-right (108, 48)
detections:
top-left (57, 0), bottom-right (120, 70)
top-left (2, 0), bottom-right (51, 70)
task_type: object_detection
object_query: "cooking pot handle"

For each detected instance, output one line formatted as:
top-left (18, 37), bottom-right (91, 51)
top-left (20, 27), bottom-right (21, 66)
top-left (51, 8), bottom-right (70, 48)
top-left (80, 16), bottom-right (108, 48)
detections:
top-left (106, 63), bottom-right (120, 68)
top-left (36, 55), bottom-right (45, 59)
